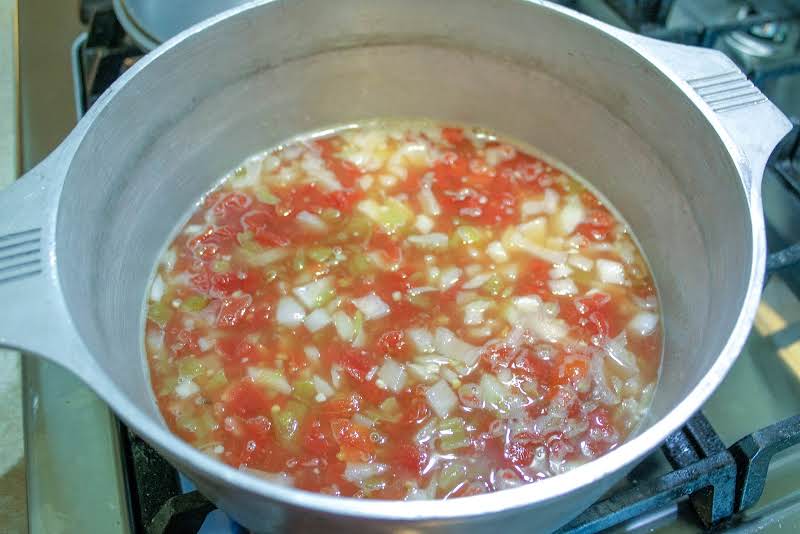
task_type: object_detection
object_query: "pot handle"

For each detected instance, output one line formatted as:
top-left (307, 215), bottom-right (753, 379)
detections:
top-left (0, 150), bottom-right (92, 378)
top-left (609, 31), bottom-right (793, 198)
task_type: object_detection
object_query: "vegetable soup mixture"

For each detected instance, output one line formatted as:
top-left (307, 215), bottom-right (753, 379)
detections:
top-left (145, 121), bottom-right (661, 499)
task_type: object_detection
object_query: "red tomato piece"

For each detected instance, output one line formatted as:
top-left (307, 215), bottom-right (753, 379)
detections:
top-left (302, 418), bottom-right (331, 456)
top-left (395, 442), bottom-right (428, 475)
top-left (331, 419), bottom-right (374, 459)
top-left (217, 294), bottom-right (253, 328)
top-left (164, 324), bottom-right (199, 358)
top-left (516, 258), bottom-right (552, 296)
top-left (337, 348), bottom-right (376, 383)
top-left (226, 381), bottom-right (270, 418)
top-left (377, 330), bottom-right (406, 357)
top-left (441, 127), bottom-right (465, 145)
top-left (320, 393), bottom-right (362, 419)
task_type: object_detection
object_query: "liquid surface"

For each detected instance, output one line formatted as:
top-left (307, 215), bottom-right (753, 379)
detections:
top-left (144, 122), bottom-right (661, 499)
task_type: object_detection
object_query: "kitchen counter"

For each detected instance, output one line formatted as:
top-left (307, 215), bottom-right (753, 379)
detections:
top-left (0, 0), bottom-right (26, 533)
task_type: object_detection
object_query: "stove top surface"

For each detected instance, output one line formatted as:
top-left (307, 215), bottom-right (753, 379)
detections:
top-left (21, 1), bottom-right (800, 533)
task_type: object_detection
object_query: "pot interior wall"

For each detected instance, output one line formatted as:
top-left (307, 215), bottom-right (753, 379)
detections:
top-left (56, 0), bottom-right (751, 456)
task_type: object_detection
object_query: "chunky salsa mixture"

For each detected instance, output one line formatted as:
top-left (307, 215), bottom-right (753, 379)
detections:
top-left (145, 122), bottom-right (661, 499)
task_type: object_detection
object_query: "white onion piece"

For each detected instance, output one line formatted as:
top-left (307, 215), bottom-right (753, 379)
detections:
top-left (247, 368), bottom-right (292, 394)
top-left (296, 211), bottom-right (328, 233)
top-left (175, 378), bottom-right (199, 398)
top-left (425, 379), bottom-right (459, 418)
top-left (241, 248), bottom-right (289, 266)
top-left (458, 382), bottom-right (484, 409)
top-left (414, 214), bottom-right (435, 234)
top-left (508, 230), bottom-right (568, 264)
top-left (352, 293), bottom-right (391, 320)
top-left (160, 249), bottom-right (177, 271)
top-left (150, 275), bottom-right (165, 302)
top-left (549, 264), bottom-right (573, 279)
top-left (486, 241), bottom-right (509, 263)
top-left (464, 300), bottom-right (492, 325)
top-left (493, 468), bottom-right (524, 490)
top-left (344, 463), bottom-right (388, 483)
top-left (596, 259), bottom-right (626, 285)
top-left (304, 345), bottom-right (321, 361)
top-left (407, 362), bottom-right (440, 383)
top-left (407, 328), bottom-right (435, 353)
top-left (521, 188), bottom-right (560, 217)
top-left (352, 413), bottom-right (375, 428)
top-left (197, 337), bottom-right (214, 352)
top-left (332, 311), bottom-right (356, 342)
top-left (434, 327), bottom-right (481, 367)
top-left (331, 363), bottom-right (344, 389)
top-left (438, 267), bottom-right (462, 291)
top-left (628, 312), bottom-right (659, 337)
top-left (480, 374), bottom-right (512, 413)
top-left (146, 330), bottom-right (165, 351)
top-left (462, 273), bottom-right (492, 290)
top-left (293, 277), bottom-right (333, 309)
top-left (377, 358), bottom-right (407, 393)
top-left (313, 375), bottom-right (335, 401)
top-left (418, 187), bottom-right (441, 216)
top-left (304, 308), bottom-right (332, 333)
top-left (567, 254), bottom-right (593, 272)
top-left (276, 296), bottom-right (306, 327)
top-left (548, 278), bottom-right (578, 296)
top-left (408, 233), bottom-right (448, 250)
top-left (558, 195), bottom-right (585, 234)
top-left (632, 294), bottom-right (658, 310)
top-left (604, 333), bottom-right (638, 374)
top-left (405, 478), bottom-right (439, 500)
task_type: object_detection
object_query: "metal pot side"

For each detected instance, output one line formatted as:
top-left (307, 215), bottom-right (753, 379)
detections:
top-left (0, 1), bottom-right (790, 532)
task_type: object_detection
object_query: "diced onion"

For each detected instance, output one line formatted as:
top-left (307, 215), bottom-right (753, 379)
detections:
top-left (414, 214), bottom-right (435, 234)
top-left (418, 187), bottom-right (441, 216)
top-left (438, 267), bottom-right (462, 291)
top-left (408, 233), bottom-right (448, 250)
top-left (507, 230), bottom-right (568, 264)
top-left (247, 368), bottom-right (292, 394)
top-left (596, 259), bottom-right (626, 285)
top-left (480, 374), bottom-right (512, 413)
top-left (160, 249), bottom-right (177, 271)
top-left (567, 254), bottom-right (593, 272)
top-left (425, 379), bottom-right (459, 418)
top-left (331, 363), bottom-right (344, 389)
top-left (558, 195), bottom-right (585, 234)
top-left (293, 277), bottom-right (333, 309)
top-left (150, 275), bottom-right (165, 302)
top-left (377, 359), bottom-right (407, 393)
top-left (434, 327), bottom-right (480, 367)
top-left (407, 328), bottom-right (435, 353)
top-left (296, 211), bottom-right (328, 232)
top-left (408, 362), bottom-right (440, 383)
top-left (628, 312), bottom-right (659, 337)
top-left (549, 264), bottom-right (573, 279)
top-left (352, 413), bottom-right (375, 428)
top-left (240, 467), bottom-right (294, 486)
top-left (313, 375), bottom-right (335, 400)
top-left (548, 278), bottom-right (578, 296)
top-left (344, 463), bottom-right (388, 483)
top-left (464, 300), bottom-right (492, 325)
top-left (304, 308), bottom-right (332, 333)
top-left (240, 248), bottom-right (289, 266)
top-left (175, 378), bottom-right (199, 398)
top-left (462, 273), bottom-right (492, 290)
top-left (352, 293), bottom-right (391, 320)
top-left (276, 296), bottom-right (306, 327)
top-left (197, 337), bottom-right (214, 352)
top-left (521, 188), bottom-right (560, 217)
top-left (486, 241), bottom-right (509, 263)
top-left (333, 311), bottom-right (356, 341)
top-left (604, 333), bottom-right (638, 374)
top-left (304, 345), bottom-right (321, 361)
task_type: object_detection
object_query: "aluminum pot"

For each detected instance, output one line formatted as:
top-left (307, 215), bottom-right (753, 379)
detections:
top-left (0, 1), bottom-right (791, 532)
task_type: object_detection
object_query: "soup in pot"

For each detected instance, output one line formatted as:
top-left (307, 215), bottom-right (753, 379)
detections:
top-left (144, 121), bottom-right (661, 499)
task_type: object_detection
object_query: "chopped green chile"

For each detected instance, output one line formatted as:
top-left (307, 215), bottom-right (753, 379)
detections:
top-left (144, 121), bottom-right (661, 500)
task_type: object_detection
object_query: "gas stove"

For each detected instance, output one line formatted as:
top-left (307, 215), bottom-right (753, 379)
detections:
top-left (25, 1), bottom-right (800, 533)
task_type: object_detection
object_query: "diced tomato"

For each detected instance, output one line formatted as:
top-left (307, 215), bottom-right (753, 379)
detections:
top-left (441, 127), bottom-right (465, 145)
top-left (505, 439), bottom-right (535, 467)
top-left (481, 343), bottom-right (515, 371)
top-left (331, 419), bottom-right (374, 460)
top-left (217, 294), bottom-right (253, 328)
top-left (377, 330), bottom-right (406, 357)
top-left (187, 225), bottom-right (238, 259)
top-left (164, 323), bottom-right (199, 358)
top-left (320, 393), bottom-right (362, 419)
top-left (337, 347), bottom-right (376, 383)
top-left (226, 381), bottom-right (270, 418)
top-left (369, 233), bottom-right (402, 264)
top-left (210, 271), bottom-right (242, 296)
top-left (212, 192), bottom-right (252, 222)
top-left (575, 208), bottom-right (615, 241)
top-left (515, 258), bottom-right (552, 296)
top-left (240, 297), bottom-right (273, 329)
top-left (395, 443), bottom-right (428, 475)
top-left (357, 380), bottom-right (389, 405)
top-left (561, 359), bottom-right (588, 386)
top-left (403, 389), bottom-right (429, 425)
top-left (302, 418), bottom-right (331, 456)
